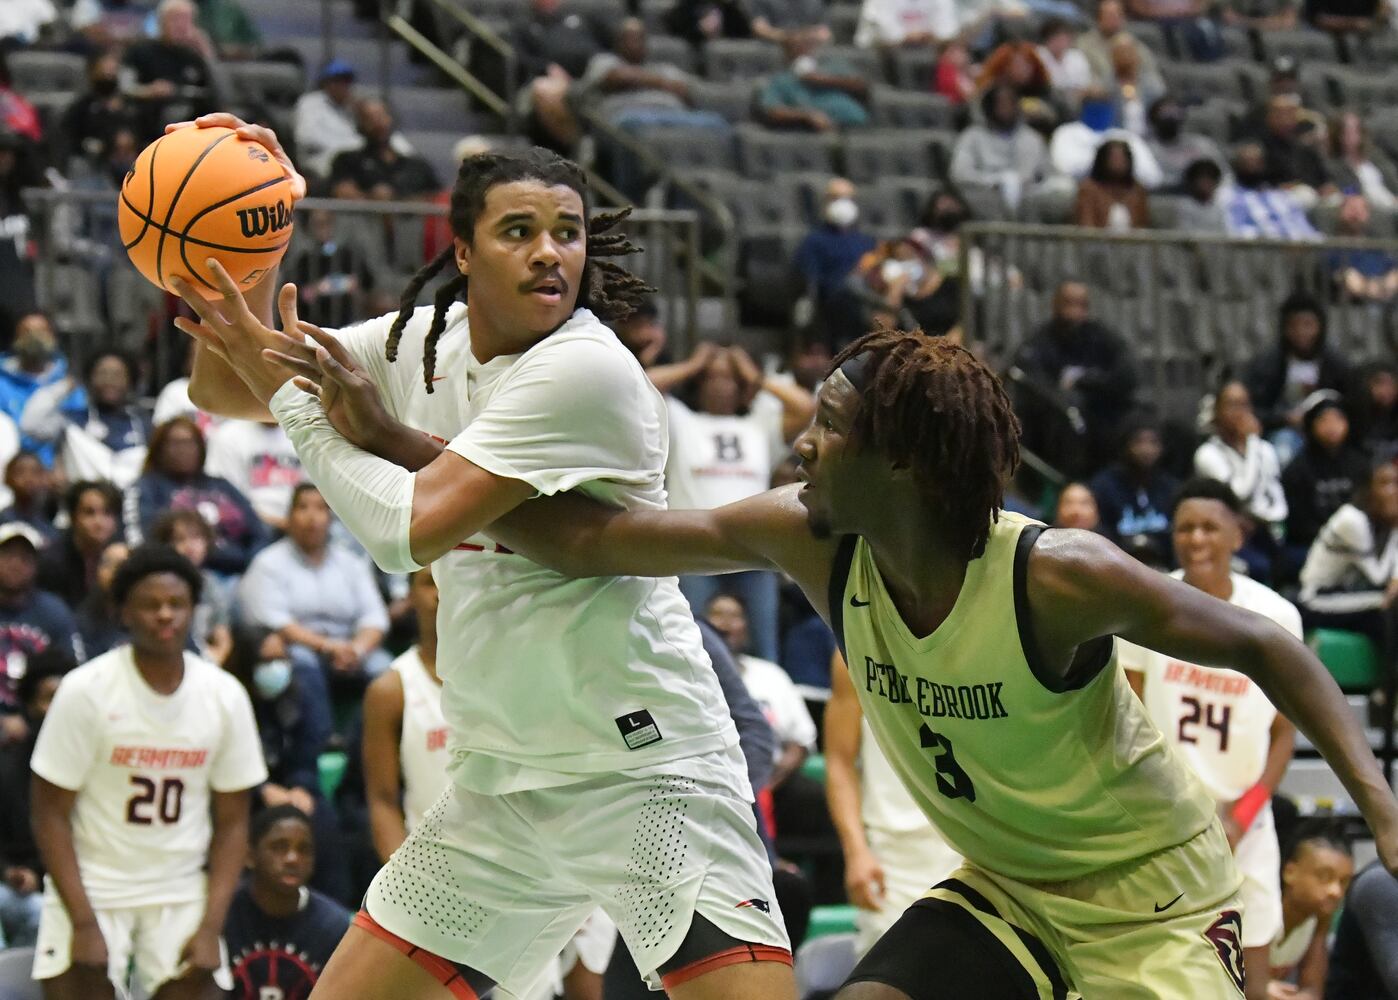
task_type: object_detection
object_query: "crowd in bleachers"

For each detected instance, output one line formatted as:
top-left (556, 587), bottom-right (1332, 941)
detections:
top-left (0, 0), bottom-right (1396, 996)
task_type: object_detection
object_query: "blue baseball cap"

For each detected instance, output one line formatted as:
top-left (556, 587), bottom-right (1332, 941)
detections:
top-left (319, 59), bottom-right (356, 82)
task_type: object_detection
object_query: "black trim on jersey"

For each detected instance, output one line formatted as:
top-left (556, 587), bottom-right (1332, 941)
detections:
top-left (939, 879), bottom-right (1070, 1000)
top-left (1012, 525), bottom-right (1114, 694)
top-left (828, 534), bottom-right (858, 657)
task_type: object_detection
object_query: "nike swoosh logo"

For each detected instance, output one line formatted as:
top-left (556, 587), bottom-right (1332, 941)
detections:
top-left (850, 595), bottom-right (870, 607)
top-left (431, 376), bottom-right (448, 383)
top-left (1154, 892), bottom-right (1184, 913)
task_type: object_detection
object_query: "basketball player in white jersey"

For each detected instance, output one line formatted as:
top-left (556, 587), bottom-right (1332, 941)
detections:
top-left (29, 545), bottom-right (267, 1000)
top-left (167, 114), bottom-right (794, 1000)
top-left (1121, 478), bottom-right (1299, 1000)
top-left (476, 330), bottom-right (1398, 998)
top-left (825, 649), bottom-right (961, 956)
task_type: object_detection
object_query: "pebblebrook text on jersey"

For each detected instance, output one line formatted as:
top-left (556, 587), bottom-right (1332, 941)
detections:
top-left (863, 657), bottom-right (1008, 721)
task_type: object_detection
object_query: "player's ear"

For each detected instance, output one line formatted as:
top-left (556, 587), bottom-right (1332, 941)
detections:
top-left (454, 236), bottom-right (470, 277)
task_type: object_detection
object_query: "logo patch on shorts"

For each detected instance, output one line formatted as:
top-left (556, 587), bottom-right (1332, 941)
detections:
top-left (1203, 910), bottom-right (1246, 995)
top-left (736, 898), bottom-right (771, 913)
top-left (616, 710), bottom-right (662, 750)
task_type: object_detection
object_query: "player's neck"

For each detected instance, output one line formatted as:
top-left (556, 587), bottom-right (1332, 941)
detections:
top-left (131, 646), bottom-right (186, 694)
top-left (466, 294), bottom-right (556, 364)
top-left (865, 516), bottom-right (968, 637)
top-left (1280, 895), bottom-right (1310, 934)
top-left (250, 878), bottom-right (300, 919)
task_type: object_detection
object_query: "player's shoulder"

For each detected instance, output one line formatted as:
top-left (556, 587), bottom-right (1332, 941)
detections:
top-left (331, 302), bottom-right (467, 365)
top-left (55, 647), bottom-right (126, 696)
top-left (523, 310), bottom-right (642, 376)
top-left (1228, 573), bottom-right (1302, 636)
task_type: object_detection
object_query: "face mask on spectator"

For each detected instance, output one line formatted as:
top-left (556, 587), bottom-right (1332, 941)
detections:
top-left (880, 257), bottom-right (925, 286)
top-left (825, 197), bottom-right (858, 228)
top-left (253, 658), bottom-right (293, 700)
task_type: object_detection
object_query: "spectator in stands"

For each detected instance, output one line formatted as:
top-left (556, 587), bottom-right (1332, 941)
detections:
top-left (1053, 481), bottom-right (1101, 530)
top-left (0, 521), bottom-right (80, 722)
top-left (0, 452), bottom-right (56, 546)
top-left (932, 39), bottom-right (976, 104)
top-left (1352, 361), bottom-right (1397, 463)
top-left (195, 0), bottom-right (261, 61)
top-left (794, 177), bottom-right (877, 347)
top-left (950, 83), bottom-right (1049, 211)
top-left (854, 0), bottom-right (959, 47)
top-left (1146, 96), bottom-right (1226, 192)
top-left (57, 50), bottom-right (141, 167)
top-left (1327, 111), bottom-right (1396, 211)
top-left (152, 509), bottom-right (233, 665)
top-left (1224, 142), bottom-right (1321, 241)
top-left (509, 0), bottom-right (609, 150)
top-left (206, 418), bottom-right (304, 532)
top-left (1037, 17), bottom-right (1092, 106)
top-left (612, 298), bottom-right (671, 370)
top-left (1325, 858), bottom-right (1398, 998)
top-left (1048, 97), bottom-right (1163, 187)
top-left (284, 208), bottom-right (378, 329)
top-left (224, 805), bottom-right (352, 1000)
top-left (1100, 33), bottom-right (1162, 136)
top-left (295, 61), bottom-right (365, 179)
top-left (239, 484), bottom-right (391, 682)
top-left (1244, 290), bottom-right (1351, 444)
top-left (1297, 457), bottom-right (1398, 642)
top-left (1174, 157), bottom-right (1228, 233)
top-left (1271, 827), bottom-right (1352, 995)
top-left (1074, 138), bottom-right (1149, 229)
top-left (226, 625), bottom-right (348, 903)
top-left (758, 27), bottom-right (870, 132)
top-left (37, 480), bottom-right (120, 611)
top-left (665, 0), bottom-right (753, 45)
top-left (121, 0), bottom-right (218, 138)
top-left (976, 41), bottom-right (1053, 105)
top-left (664, 346), bottom-right (815, 661)
top-left (750, 0), bottom-right (832, 43)
top-left (1194, 380), bottom-right (1288, 579)
top-left (123, 416), bottom-right (266, 575)
top-left (0, 648), bottom-right (69, 950)
top-left (73, 540), bottom-right (128, 660)
top-left (0, 0), bottom-right (58, 46)
top-left (1012, 279), bottom-right (1139, 474)
top-left (1222, 0), bottom-right (1299, 29)
top-left (1078, 0), bottom-right (1165, 96)
top-left (0, 51), bottom-right (42, 147)
top-left (21, 350), bottom-right (151, 486)
top-left (1124, 0), bottom-right (1222, 60)
top-left (1247, 94), bottom-right (1332, 204)
top-left (853, 231), bottom-right (962, 338)
top-left (0, 132), bottom-right (42, 342)
top-left (1283, 391), bottom-right (1369, 568)
top-left (329, 98), bottom-right (440, 201)
top-left (1330, 193), bottom-right (1398, 304)
top-left (0, 313), bottom-right (67, 459)
top-left (1304, 0), bottom-right (1385, 33)
top-left (1089, 417), bottom-right (1178, 565)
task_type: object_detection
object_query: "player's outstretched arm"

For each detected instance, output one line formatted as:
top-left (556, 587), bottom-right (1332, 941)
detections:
top-left (1027, 529), bottom-right (1398, 876)
top-left (362, 671), bottom-right (409, 864)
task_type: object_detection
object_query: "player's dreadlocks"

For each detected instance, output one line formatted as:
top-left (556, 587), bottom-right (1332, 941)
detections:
top-left (385, 147), bottom-right (653, 393)
top-left (831, 328), bottom-right (1021, 561)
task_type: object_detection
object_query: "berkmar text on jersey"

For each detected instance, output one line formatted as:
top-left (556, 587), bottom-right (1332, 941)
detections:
top-left (862, 656), bottom-right (1009, 721)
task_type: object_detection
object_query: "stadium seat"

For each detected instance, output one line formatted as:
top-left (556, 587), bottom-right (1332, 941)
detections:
top-left (703, 38), bottom-right (784, 81)
top-left (889, 47), bottom-right (937, 90)
top-left (1258, 28), bottom-right (1341, 65)
top-left (318, 751), bottom-right (348, 800)
top-left (391, 86), bottom-right (476, 131)
top-left (1308, 629), bottom-right (1382, 693)
top-left (807, 904), bottom-right (859, 939)
top-left (647, 33), bottom-right (697, 75)
top-left (645, 126), bottom-right (739, 173)
top-left (227, 60), bottom-right (308, 108)
top-left (1126, 20), bottom-right (1170, 58)
top-left (402, 129), bottom-right (467, 188)
top-left (637, 0), bottom-right (670, 31)
top-left (828, 5), bottom-right (862, 44)
top-left (868, 86), bottom-right (958, 130)
top-left (875, 174), bottom-right (942, 225)
top-left (1352, 31), bottom-right (1398, 67)
top-left (1330, 67), bottom-right (1398, 114)
top-left (687, 79), bottom-right (759, 124)
top-left (1020, 186), bottom-right (1075, 225)
top-left (824, 45), bottom-right (884, 84)
top-left (7, 50), bottom-right (85, 94)
top-left (795, 933), bottom-right (859, 997)
top-left (1182, 98), bottom-right (1240, 146)
top-left (737, 124), bottom-right (840, 178)
top-left (842, 129), bottom-right (945, 183)
top-left (0, 947), bottom-right (38, 1000)
top-left (1159, 60), bottom-right (1247, 106)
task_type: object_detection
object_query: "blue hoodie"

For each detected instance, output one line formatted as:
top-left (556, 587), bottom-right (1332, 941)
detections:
top-left (0, 354), bottom-right (68, 464)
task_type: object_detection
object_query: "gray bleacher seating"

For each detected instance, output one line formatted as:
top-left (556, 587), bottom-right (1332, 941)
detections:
top-left (869, 86), bottom-right (957, 130)
top-left (1369, 108), bottom-right (1398, 164)
top-left (283, 36), bottom-right (420, 88)
top-left (875, 174), bottom-right (940, 225)
top-left (1353, 31), bottom-right (1398, 67)
top-left (391, 86), bottom-right (476, 131)
top-left (403, 128), bottom-right (466, 188)
top-left (227, 60), bottom-right (307, 109)
top-left (643, 125), bottom-right (739, 172)
top-left (1159, 60), bottom-right (1247, 106)
top-left (842, 128), bottom-right (947, 183)
top-left (1258, 27), bottom-right (1342, 65)
top-left (736, 123), bottom-right (840, 177)
top-left (7, 50), bottom-right (85, 94)
top-left (1146, 193), bottom-right (1186, 230)
top-left (1216, 24), bottom-right (1254, 61)
top-left (637, 0), bottom-right (670, 31)
top-left (703, 38), bottom-right (783, 81)
top-left (0, 947), bottom-right (37, 1000)
top-left (1182, 98), bottom-right (1241, 145)
top-left (244, 0), bottom-right (375, 40)
top-left (1330, 67), bottom-right (1398, 114)
top-left (1020, 185), bottom-right (1076, 225)
top-left (1298, 63), bottom-right (1340, 113)
top-left (1126, 19), bottom-right (1170, 57)
top-left (890, 47), bottom-right (936, 90)
top-left (828, 5), bottom-right (861, 43)
top-left (956, 183), bottom-right (1008, 222)
top-left (647, 33), bottom-right (697, 75)
top-left (687, 78), bottom-right (758, 123)
top-left (823, 44), bottom-right (883, 83)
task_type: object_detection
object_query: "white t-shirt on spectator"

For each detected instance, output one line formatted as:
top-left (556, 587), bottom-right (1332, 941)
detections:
top-left (854, 0), bottom-right (959, 46)
top-left (737, 653), bottom-right (817, 754)
top-left (1193, 434), bottom-right (1288, 527)
top-left (153, 377), bottom-right (223, 438)
top-left (205, 420), bottom-right (304, 523)
top-left (664, 395), bottom-right (784, 511)
top-left (1299, 503), bottom-right (1398, 613)
top-left (30, 646), bottom-right (266, 908)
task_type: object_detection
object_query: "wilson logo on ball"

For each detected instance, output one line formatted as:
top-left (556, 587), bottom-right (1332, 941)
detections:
top-left (236, 202), bottom-right (292, 239)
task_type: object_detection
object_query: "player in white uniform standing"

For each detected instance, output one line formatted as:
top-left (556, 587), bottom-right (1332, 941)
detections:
top-left (167, 114), bottom-right (795, 1000)
top-left (824, 650), bottom-right (962, 956)
top-left (29, 545), bottom-right (267, 1000)
top-left (1122, 478), bottom-right (1298, 1000)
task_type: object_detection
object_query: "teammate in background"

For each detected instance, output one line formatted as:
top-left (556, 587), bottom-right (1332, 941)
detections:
top-left (1122, 477), bottom-right (1300, 1000)
top-left (1269, 826), bottom-right (1352, 998)
top-left (30, 545), bottom-right (267, 1000)
top-left (478, 330), bottom-right (1398, 997)
top-left (173, 114), bottom-right (795, 1000)
top-left (824, 649), bottom-right (961, 957)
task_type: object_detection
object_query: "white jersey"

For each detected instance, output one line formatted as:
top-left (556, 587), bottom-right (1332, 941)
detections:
top-left (663, 395), bottom-right (784, 511)
top-left (859, 719), bottom-right (940, 836)
top-left (736, 654), bottom-right (817, 754)
top-left (1120, 573), bottom-right (1301, 803)
top-left (30, 647), bottom-right (267, 908)
top-left (1193, 435), bottom-right (1288, 526)
top-left (1270, 914), bottom-right (1317, 976)
top-left (393, 647), bottom-right (448, 831)
top-left (205, 419), bottom-right (304, 523)
top-left (332, 305), bottom-right (742, 795)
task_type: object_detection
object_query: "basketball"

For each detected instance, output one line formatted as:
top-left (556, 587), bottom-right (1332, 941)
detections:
top-left (117, 125), bottom-right (295, 299)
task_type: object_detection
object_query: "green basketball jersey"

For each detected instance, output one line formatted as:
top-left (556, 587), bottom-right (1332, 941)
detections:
top-left (830, 511), bottom-right (1218, 883)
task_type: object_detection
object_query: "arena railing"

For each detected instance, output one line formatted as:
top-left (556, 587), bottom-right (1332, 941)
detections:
top-left (22, 188), bottom-right (704, 390)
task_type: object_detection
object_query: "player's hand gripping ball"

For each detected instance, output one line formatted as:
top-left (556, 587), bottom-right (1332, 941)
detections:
top-left (118, 121), bottom-right (296, 298)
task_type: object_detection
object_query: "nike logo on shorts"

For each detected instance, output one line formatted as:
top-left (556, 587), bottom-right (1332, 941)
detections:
top-left (850, 595), bottom-right (870, 607)
top-left (1154, 892), bottom-right (1184, 913)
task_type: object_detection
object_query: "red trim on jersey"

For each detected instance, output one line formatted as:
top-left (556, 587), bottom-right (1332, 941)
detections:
top-left (450, 541), bottom-right (514, 554)
top-left (658, 943), bottom-right (793, 990)
top-left (353, 911), bottom-right (480, 1000)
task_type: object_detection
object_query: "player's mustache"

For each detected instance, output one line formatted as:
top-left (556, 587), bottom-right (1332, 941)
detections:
top-left (521, 272), bottom-right (568, 294)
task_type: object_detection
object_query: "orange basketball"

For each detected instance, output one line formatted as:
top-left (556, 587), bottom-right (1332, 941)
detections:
top-left (118, 125), bottom-right (294, 299)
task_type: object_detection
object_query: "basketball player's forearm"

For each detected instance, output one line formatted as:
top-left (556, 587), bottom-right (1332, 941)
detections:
top-left (368, 799), bottom-right (408, 863)
top-left (825, 759), bottom-right (871, 860)
top-left (202, 796), bottom-right (250, 932)
top-left (31, 798), bottom-right (96, 927)
top-left (189, 342), bottom-right (274, 421)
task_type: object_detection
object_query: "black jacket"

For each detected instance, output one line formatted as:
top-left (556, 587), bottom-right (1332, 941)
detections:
top-left (1013, 320), bottom-right (1139, 419)
top-left (1282, 444), bottom-right (1370, 547)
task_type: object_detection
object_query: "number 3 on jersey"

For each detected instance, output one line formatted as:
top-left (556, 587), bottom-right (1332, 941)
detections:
top-left (919, 723), bottom-right (976, 802)
top-left (126, 776), bottom-right (184, 825)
